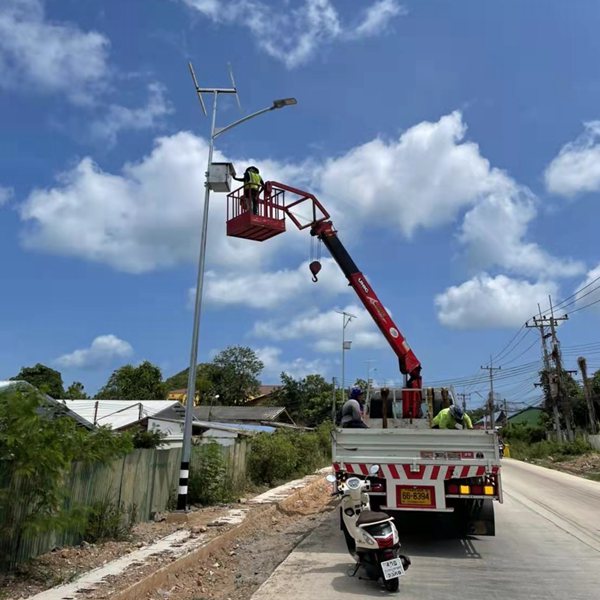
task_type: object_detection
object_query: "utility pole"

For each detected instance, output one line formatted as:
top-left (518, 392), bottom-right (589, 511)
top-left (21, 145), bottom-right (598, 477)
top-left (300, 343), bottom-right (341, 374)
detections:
top-left (481, 356), bottom-right (501, 429)
top-left (503, 398), bottom-right (509, 427)
top-left (331, 377), bottom-right (338, 423)
top-left (548, 296), bottom-right (576, 441)
top-left (527, 303), bottom-right (563, 440)
top-left (456, 391), bottom-right (471, 413)
top-left (578, 357), bottom-right (598, 435)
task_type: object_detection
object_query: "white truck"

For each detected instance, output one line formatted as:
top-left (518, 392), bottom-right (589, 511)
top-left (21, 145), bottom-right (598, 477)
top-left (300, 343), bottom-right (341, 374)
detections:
top-left (333, 389), bottom-right (502, 535)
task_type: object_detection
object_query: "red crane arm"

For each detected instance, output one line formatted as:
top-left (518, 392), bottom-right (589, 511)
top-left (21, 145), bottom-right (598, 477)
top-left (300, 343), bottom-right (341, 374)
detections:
top-left (311, 221), bottom-right (422, 389)
top-left (257, 181), bottom-right (422, 388)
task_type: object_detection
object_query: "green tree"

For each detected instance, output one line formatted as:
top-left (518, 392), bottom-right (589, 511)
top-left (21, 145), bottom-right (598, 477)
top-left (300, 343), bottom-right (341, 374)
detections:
top-left (276, 373), bottom-right (337, 426)
top-left (96, 361), bottom-right (165, 400)
top-left (0, 385), bottom-right (132, 568)
top-left (64, 381), bottom-right (89, 400)
top-left (11, 363), bottom-right (65, 398)
top-left (209, 346), bottom-right (263, 405)
top-left (164, 363), bottom-right (216, 403)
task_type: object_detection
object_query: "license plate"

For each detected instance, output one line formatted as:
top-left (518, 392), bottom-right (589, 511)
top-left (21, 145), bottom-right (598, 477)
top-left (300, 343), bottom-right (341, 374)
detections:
top-left (381, 558), bottom-right (405, 580)
top-left (400, 487), bottom-right (432, 506)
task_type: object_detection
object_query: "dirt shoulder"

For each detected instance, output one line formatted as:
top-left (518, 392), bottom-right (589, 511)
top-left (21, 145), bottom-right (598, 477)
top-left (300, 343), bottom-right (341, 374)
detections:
top-left (520, 451), bottom-right (600, 481)
top-left (1, 477), bottom-right (333, 600)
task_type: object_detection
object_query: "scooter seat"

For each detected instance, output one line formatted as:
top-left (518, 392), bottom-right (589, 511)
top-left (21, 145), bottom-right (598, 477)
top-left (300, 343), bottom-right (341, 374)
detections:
top-left (356, 510), bottom-right (390, 526)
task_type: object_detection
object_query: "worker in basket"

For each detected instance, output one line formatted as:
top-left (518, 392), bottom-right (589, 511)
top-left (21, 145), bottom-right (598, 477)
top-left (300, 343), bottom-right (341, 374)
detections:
top-left (340, 386), bottom-right (369, 429)
top-left (432, 404), bottom-right (473, 430)
top-left (233, 165), bottom-right (263, 215)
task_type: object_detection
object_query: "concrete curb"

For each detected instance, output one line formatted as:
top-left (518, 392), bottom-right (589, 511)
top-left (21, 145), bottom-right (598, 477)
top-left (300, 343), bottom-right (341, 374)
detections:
top-left (112, 473), bottom-right (328, 600)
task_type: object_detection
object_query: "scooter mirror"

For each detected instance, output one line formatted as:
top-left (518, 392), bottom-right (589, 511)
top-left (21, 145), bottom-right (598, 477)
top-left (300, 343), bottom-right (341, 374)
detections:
top-left (369, 464), bottom-right (380, 475)
top-left (326, 474), bottom-right (337, 483)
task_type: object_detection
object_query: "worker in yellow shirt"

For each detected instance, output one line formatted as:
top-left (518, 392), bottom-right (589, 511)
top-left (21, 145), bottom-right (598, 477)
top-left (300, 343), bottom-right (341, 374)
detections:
top-left (432, 405), bottom-right (473, 429)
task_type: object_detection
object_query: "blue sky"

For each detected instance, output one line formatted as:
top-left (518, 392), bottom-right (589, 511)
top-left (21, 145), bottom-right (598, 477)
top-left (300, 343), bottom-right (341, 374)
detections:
top-left (2, 0), bottom-right (600, 406)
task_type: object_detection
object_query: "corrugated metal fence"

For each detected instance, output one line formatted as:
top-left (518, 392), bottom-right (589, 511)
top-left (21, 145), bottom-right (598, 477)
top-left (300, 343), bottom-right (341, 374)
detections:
top-left (0, 447), bottom-right (181, 567)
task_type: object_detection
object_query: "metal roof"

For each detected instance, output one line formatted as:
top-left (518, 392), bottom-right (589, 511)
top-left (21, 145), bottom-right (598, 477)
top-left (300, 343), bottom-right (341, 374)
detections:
top-left (195, 420), bottom-right (275, 435)
top-left (193, 405), bottom-right (291, 423)
top-left (59, 400), bottom-right (185, 430)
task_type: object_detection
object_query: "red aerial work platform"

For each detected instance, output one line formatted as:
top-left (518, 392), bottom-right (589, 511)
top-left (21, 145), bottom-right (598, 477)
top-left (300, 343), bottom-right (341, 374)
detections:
top-left (226, 181), bottom-right (330, 241)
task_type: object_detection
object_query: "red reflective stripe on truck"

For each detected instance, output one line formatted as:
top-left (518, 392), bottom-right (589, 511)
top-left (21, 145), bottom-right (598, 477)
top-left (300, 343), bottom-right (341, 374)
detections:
top-left (345, 463), bottom-right (355, 473)
top-left (333, 462), bottom-right (340, 472)
top-left (431, 465), bottom-right (440, 479)
top-left (476, 466), bottom-right (486, 476)
top-left (389, 464), bottom-right (400, 479)
top-left (359, 464), bottom-right (369, 475)
top-left (460, 466), bottom-right (470, 478)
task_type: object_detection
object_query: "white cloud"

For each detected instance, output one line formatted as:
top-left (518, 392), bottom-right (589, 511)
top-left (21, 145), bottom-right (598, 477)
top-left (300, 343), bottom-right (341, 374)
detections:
top-left (459, 188), bottom-right (584, 278)
top-left (19, 132), bottom-right (297, 273)
top-left (350, 0), bottom-right (406, 38)
top-left (255, 346), bottom-right (330, 380)
top-left (195, 257), bottom-right (349, 309)
top-left (55, 334), bottom-right (133, 369)
top-left (90, 83), bottom-right (174, 145)
top-left (0, 0), bottom-right (110, 104)
top-left (318, 111), bottom-right (513, 238)
top-left (252, 304), bottom-right (386, 352)
top-left (573, 264), bottom-right (600, 312)
top-left (435, 274), bottom-right (558, 329)
top-left (0, 186), bottom-right (14, 206)
top-left (181, 0), bottom-right (404, 68)
top-left (19, 110), bottom-right (578, 288)
top-left (19, 129), bottom-right (311, 273)
top-left (545, 121), bottom-right (600, 198)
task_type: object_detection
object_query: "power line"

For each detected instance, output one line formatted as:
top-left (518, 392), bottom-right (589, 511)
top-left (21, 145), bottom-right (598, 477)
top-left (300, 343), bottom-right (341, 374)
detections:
top-left (568, 296), bottom-right (600, 316)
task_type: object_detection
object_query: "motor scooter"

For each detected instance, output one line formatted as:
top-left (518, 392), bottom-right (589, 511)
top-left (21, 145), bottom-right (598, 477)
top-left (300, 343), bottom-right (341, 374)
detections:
top-left (327, 466), bottom-right (410, 592)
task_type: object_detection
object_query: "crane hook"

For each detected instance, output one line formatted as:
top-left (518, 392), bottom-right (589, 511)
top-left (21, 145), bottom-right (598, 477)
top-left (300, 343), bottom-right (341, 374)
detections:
top-left (309, 260), bottom-right (322, 283)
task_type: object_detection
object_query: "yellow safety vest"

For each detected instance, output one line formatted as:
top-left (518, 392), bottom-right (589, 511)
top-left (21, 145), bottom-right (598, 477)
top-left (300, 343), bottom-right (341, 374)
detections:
top-left (245, 171), bottom-right (261, 190)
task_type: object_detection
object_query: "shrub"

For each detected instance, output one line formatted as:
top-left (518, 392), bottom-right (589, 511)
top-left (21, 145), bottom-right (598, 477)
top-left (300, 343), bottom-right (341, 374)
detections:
top-left (248, 430), bottom-right (332, 486)
top-left (248, 432), bottom-right (297, 486)
top-left (509, 436), bottom-right (592, 461)
top-left (84, 498), bottom-right (137, 543)
top-left (132, 428), bottom-right (166, 449)
top-left (189, 442), bottom-right (231, 505)
top-left (503, 423), bottom-right (546, 444)
top-left (0, 387), bottom-right (133, 569)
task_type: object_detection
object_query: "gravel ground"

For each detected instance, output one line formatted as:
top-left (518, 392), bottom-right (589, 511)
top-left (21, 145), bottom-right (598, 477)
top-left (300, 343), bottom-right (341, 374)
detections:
top-left (0, 505), bottom-right (233, 599)
top-left (527, 451), bottom-right (600, 480)
top-left (1, 479), bottom-right (333, 600)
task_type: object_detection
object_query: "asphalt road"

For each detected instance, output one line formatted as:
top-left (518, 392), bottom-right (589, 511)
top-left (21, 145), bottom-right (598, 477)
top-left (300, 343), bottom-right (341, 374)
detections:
top-left (251, 459), bottom-right (600, 599)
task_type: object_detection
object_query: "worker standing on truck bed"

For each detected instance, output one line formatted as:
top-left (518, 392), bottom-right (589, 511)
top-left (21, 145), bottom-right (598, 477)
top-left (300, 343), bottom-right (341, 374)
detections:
top-left (432, 405), bottom-right (473, 429)
top-left (341, 387), bottom-right (369, 429)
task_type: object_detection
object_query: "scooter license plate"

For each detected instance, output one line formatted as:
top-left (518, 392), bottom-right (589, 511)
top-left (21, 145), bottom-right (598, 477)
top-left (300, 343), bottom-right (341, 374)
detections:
top-left (381, 558), bottom-right (405, 580)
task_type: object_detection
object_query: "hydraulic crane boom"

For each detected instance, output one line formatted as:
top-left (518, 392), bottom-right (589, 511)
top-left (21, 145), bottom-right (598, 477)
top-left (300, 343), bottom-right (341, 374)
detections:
top-left (310, 220), bottom-right (422, 390)
top-left (255, 181), bottom-right (422, 390)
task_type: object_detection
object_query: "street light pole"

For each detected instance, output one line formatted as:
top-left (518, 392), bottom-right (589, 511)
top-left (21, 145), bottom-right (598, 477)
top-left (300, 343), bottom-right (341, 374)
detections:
top-left (177, 63), bottom-right (296, 511)
top-left (337, 310), bottom-right (356, 399)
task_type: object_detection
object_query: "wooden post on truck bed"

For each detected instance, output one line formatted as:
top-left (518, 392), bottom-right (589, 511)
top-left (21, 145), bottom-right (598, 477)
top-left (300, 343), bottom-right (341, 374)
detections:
top-left (381, 387), bottom-right (390, 429)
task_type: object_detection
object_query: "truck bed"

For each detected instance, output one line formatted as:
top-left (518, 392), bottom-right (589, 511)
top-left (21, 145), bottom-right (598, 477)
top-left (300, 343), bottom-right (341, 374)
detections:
top-left (333, 428), bottom-right (500, 468)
